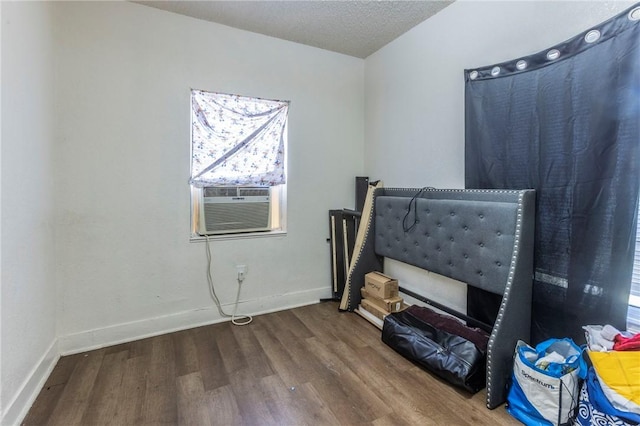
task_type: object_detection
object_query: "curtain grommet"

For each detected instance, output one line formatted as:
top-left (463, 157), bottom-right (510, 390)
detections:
top-left (491, 66), bottom-right (500, 77)
top-left (629, 6), bottom-right (640, 21)
top-left (584, 30), bottom-right (601, 43)
top-left (516, 60), bottom-right (527, 71)
top-left (546, 49), bottom-right (560, 60)
top-left (469, 70), bottom-right (479, 80)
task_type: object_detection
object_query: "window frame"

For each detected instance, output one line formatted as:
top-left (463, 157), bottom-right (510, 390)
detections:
top-left (627, 199), bottom-right (640, 333)
top-left (188, 90), bottom-right (288, 241)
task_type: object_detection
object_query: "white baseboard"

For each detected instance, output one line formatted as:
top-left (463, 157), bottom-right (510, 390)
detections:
top-left (2, 338), bottom-right (59, 426)
top-left (59, 286), bottom-right (332, 356)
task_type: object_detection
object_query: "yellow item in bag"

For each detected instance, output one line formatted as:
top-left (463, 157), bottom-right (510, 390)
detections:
top-left (588, 350), bottom-right (640, 412)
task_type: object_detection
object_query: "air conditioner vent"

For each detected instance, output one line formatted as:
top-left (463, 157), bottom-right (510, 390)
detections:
top-left (203, 187), bottom-right (238, 197)
top-left (238, 187), bottom-right (269, 197)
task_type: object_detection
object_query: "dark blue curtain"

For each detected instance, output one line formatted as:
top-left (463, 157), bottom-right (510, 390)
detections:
top-left (465, 4), bottom-right (640, 344)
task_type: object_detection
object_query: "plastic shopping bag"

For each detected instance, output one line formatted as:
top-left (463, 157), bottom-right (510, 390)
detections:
top-left (507, 338), bottom-right (587, 426)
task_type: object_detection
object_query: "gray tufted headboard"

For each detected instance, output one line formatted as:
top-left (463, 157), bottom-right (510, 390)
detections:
top-left (340, 187), bottom-right (535, 409)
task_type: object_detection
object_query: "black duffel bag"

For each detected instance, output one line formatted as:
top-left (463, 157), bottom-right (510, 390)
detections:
top-left (381, 306), bottom-right (488, 393)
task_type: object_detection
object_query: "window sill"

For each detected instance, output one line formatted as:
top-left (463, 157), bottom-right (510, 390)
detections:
top-left (190, 229), bottom-right (287, 242)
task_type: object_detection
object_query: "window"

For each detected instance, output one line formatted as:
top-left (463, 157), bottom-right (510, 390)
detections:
top-left (628, 200), bottom-right (640, 333)
top-left (189, 90), bottom-right (289, 237)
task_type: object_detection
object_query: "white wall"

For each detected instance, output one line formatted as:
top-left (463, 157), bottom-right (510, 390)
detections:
top-left (52, 2), bottom-right (364, 352)
top-left (364, 1), bottom-right (635, 308)
top-left (1, 2), bottom-right (59, 424)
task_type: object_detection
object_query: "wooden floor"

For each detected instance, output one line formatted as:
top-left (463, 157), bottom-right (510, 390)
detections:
top-left (23, 301), bottom-right (518, 425)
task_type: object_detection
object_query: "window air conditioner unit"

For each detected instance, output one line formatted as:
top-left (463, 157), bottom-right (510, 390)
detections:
top-left (198, 186), bottom-right (271, 235)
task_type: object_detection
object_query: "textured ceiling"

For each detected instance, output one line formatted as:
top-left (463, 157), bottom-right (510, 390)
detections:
top-left (132, 1), bottom-right (454, 58)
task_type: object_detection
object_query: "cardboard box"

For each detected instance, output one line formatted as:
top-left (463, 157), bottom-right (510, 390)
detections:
top-left (361, 288), bottom-right (404, 313)
top-left (364, 271), bottom-right (398, 299)
top-left (360, 298), bottom-right (389, 321)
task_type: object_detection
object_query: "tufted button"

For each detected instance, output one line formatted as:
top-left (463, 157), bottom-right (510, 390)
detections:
top-left (450, 211), bottom-right (455, 216)
top-left (450, 237), bottom-right (454, 242)
top-left (479, 214), bottom-right (484, 219)
top-left (496, 261), bottom-right (502, 267)
top-left (479, 242), bottom-right (484, 247)
top-left (464, 225), bottom-right (469, 231)
top-left (437, 222), bottom-right (441, 227)
top-left (478, 271), bottom-right (484, 276)
top-left (414, 241), bottom-right (419, 246)
top-left (449, 261), bottom-right (453, 266)
top-left (426, 209), bottom-right (430, 214)
top-left (464, 254), bottom-right (469, 259)
top-left (496, 231), bottom-right (502, 236)
top-left (437, 246), bottom-right (441, 252)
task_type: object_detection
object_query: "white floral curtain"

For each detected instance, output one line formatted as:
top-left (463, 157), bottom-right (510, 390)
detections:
top-left (189, 90), bottom-right (288, 187)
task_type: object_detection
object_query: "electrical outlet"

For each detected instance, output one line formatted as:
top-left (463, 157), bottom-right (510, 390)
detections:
top-left (236, 264), bottom-right (247, 281)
